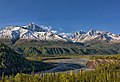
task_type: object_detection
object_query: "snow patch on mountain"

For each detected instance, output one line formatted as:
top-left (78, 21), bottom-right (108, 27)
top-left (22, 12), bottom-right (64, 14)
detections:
top-left (0, 23), bottom-right (120, 43)
top-left (0, 23), bottom-right (66, 43)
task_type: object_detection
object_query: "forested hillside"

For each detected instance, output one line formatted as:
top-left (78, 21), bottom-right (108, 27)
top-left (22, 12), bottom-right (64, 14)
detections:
top-left (0, 43), bottom-right (54, 75)
top-left (9, 41), bottom-right (119, 56)
top-left (1, 55), bottom-right (120, 82)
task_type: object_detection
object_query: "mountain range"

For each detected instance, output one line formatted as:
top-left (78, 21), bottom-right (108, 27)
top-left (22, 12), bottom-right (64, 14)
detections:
top-left (0, 23), bottom-right (120, 44)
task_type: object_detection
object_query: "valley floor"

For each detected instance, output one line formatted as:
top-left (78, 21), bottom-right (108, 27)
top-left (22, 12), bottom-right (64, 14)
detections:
top-left (1, 55), bottom-right (120, 82)
top-left (42, 58), bottom-right (89, 73)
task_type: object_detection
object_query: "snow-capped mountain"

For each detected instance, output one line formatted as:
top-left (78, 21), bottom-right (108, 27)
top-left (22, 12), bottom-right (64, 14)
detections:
top-left (61, 29), bottom-right (120, 43)
top-left (0, 23), bottom-right (66, 43)
top-left (0, 23), bottom-right (120, 44)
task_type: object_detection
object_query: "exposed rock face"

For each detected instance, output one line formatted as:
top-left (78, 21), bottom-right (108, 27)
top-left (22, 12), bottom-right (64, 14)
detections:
top-left (0, 23), bottom-right (120, 44)
top-left (0, 23), bottom-right (66, 44)
top-left (86, 59), bottom-right (116, 69)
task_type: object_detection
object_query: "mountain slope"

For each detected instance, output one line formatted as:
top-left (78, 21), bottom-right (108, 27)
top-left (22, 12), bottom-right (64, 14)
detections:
top-left (11, 41), bottom-right (118, 56)
top-left (0, 43), bottom-right (54, 75)
top-left (0, 43), bottom-right (32, 75)
top-left (61, 29), bottom-right (120, 43)
top-left (0, 23), bottom-right (120, 44)
top-left (0, 23), bottom-right (66, 44)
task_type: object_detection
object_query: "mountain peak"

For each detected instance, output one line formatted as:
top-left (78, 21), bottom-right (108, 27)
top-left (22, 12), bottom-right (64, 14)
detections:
top-left (22, 23), bottom-right (47, 32)
top-left (87, 29), bottom-right (97, 36)
top-left (27, 22), bottom-right (37, 27)
top-left (29, 22), bottom-right (35, 25)
top-left (79, 30), bottom-right (86, 34)
top-left (89, 29), bottom-right (96, 32)
top-left (0, 23), bottom-right (120, 43)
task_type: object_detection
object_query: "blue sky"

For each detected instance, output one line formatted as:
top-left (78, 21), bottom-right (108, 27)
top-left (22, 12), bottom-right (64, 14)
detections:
top-left (0, 0), bottom-right (120, 34)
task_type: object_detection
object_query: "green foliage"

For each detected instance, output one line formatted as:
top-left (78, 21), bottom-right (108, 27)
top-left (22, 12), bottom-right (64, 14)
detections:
top-left (1, 41), bottom-right (120, 81)
top-left (0, 43), bottom-right (120, 82)
top-left (0, 43), bottom-right (33, 75)
top-left (1, 61), bottom-right (120, 82)
top-left (0, 43), bottom-right (54, 76)
top-left (13, 44), bottom-right (118, 57)
top-left (90, 54), bottom-right (120, 60)
top-left (1, 39), bottom-right (120, 56)
top-left (0, 40), bottom-right (119, 56)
